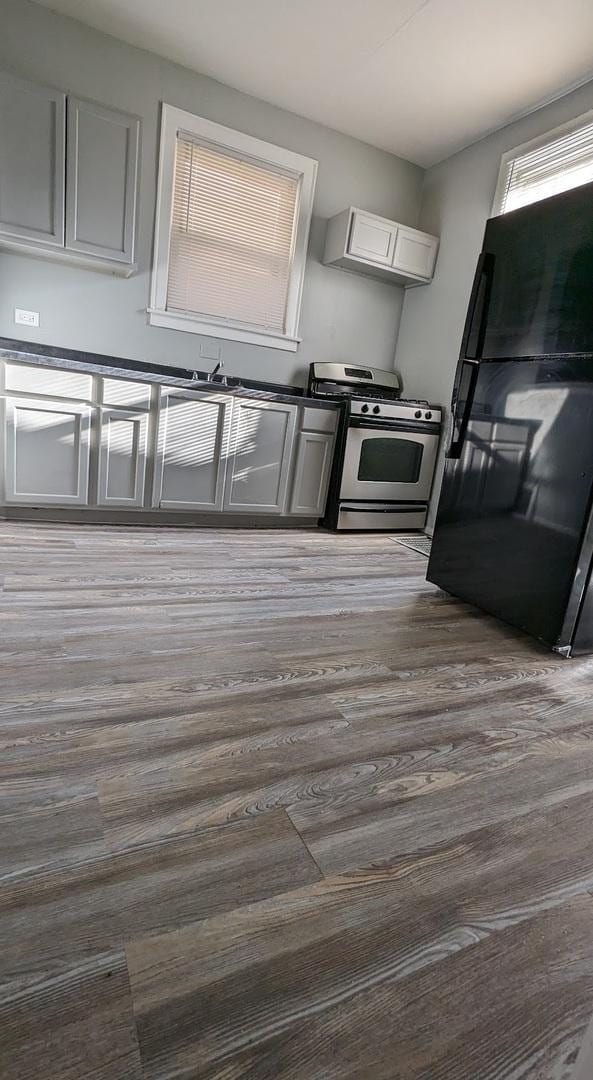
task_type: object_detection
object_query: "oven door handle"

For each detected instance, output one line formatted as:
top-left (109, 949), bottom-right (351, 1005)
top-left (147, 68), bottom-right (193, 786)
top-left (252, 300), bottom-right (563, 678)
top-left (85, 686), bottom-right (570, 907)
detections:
top-left (340, 502), bottom-right (424, 512)
top-left (348, 417), bottom-right (440, 435)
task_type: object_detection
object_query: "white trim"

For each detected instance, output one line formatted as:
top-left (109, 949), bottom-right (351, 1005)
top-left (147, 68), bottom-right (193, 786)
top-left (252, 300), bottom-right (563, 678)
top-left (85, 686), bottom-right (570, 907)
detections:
top-left (492, 106), bottom-right (593, 216)
top-left (149, 103), bottom-right (317, 351)
top-left (147, 308), bottom-right (300, 351)
top-left (0, 235), bottom-right (137, 277)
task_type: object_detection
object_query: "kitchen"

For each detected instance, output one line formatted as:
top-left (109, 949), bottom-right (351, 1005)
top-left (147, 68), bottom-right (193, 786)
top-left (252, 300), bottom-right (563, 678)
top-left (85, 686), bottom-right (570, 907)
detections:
top-left (4, 1), bottom-right (593, 1078)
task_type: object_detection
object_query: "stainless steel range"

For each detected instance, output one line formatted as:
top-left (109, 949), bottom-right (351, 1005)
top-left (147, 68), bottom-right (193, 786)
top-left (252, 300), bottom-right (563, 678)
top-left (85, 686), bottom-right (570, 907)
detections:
top-left (308, 362), bottom-right (442, 531)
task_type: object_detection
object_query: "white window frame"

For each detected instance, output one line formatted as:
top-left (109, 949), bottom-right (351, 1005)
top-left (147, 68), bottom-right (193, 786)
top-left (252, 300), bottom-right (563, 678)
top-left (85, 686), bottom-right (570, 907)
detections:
top-left (492, 107), bottom-right (593, 216)
top-left (148, 104), bottom-right (318, 352)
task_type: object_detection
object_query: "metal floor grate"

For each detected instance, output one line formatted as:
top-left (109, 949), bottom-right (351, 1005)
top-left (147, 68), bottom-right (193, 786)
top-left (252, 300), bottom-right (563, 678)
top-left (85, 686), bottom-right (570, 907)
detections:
top-left (389, 534), bottom-right (432, 557)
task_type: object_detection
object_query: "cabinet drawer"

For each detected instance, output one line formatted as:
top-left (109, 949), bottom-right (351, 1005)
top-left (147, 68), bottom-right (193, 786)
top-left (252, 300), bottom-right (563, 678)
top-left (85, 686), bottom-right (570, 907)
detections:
top-left (101, 377), bottom-right (151, 410)
top-left (4, 362), bottom-right (93, 400)
top-left (302, 406), bottom-right (338, 433)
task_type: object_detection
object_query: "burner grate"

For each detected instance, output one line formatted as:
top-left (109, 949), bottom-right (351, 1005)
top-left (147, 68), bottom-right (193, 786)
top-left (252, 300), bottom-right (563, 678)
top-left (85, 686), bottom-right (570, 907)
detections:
top-left (390, 535), bottom-right (432, 557)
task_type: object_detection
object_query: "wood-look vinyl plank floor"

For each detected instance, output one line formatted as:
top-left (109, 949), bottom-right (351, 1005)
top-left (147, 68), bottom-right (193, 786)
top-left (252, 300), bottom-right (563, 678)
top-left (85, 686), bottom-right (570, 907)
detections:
top-left (3, 520), bottom-right (593, 1079)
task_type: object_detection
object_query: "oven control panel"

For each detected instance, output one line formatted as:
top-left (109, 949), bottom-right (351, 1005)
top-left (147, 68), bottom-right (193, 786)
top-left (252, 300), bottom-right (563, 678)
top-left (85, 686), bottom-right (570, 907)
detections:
top-left (351, 399), bottom-right (441, 424)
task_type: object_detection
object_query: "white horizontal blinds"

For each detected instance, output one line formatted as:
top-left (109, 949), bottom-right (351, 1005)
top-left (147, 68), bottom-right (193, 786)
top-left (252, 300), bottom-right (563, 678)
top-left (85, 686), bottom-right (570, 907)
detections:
top-left (502, 117), bottom-right (593, 214)
top-left (167, 136), bottom-right (300, 331)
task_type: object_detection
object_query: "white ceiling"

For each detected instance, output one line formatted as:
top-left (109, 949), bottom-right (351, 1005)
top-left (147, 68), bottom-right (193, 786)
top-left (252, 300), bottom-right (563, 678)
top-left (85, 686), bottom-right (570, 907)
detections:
top-left (35, 0), bottom-right (593, 166)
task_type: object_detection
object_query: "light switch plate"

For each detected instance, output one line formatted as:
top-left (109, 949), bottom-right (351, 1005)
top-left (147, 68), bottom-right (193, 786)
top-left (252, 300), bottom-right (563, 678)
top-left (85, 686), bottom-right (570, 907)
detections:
top-left (15, 308), bottom-right (40, 327)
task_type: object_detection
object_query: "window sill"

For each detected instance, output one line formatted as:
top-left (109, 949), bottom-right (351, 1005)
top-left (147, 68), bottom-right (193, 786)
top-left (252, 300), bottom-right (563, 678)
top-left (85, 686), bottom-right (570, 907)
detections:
top-left (147, 309), bottom-right (301, 352)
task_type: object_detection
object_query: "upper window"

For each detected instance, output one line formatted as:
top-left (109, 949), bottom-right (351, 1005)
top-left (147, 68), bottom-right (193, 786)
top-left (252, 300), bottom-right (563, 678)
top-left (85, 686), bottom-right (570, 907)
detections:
top-left (149, 105), bottom-right (318, 352)
top-left (493, 110), bottom-right (593, 215)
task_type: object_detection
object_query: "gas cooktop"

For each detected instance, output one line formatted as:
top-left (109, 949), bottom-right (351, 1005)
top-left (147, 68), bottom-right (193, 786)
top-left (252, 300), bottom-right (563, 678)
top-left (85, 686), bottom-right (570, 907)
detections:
top-left (328, 387), bottom-right (430, 405)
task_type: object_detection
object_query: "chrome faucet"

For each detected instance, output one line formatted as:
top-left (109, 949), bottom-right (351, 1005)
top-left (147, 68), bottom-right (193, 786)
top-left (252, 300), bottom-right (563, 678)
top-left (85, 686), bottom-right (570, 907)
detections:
top-left (206, 360), bottom-right (223, 382)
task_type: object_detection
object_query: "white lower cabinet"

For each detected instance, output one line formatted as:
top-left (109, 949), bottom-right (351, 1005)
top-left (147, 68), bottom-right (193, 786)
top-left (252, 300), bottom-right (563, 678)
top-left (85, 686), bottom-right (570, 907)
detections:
top-left (97, 408), bottom-right (148, 507)
top-left (0, 360), bottom-right (339, 521)
top-left (3, 395), bottom-right (91, 505)
top-left (153, 388), bottom-right (232, 511)
top-left (223, 398), bottom-right (298, 513)
top-left (348, 210), bottom-right (397, 265)
top-left (290, 430), bottom-right (334, 516)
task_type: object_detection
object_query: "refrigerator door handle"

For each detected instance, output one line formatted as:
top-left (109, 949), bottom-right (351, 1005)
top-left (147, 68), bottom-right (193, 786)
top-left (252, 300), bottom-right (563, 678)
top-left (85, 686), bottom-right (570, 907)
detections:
top-left (448, 359), bottom-right (479, 459)
top-left (460, 252), bottom-right (495, 360)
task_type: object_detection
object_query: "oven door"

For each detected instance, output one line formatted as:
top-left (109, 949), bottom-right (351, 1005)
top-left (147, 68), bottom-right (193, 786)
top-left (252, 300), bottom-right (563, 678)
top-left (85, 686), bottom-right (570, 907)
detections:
top-left (340, 419), bottom-right (439, 501)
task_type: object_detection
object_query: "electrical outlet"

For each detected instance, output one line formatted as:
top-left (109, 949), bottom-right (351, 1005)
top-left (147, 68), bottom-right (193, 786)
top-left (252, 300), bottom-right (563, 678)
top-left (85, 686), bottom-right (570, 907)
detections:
top-left (200, 341), bottom-right (221, 362)
top-left (15, 308), bottom-right (40, 328)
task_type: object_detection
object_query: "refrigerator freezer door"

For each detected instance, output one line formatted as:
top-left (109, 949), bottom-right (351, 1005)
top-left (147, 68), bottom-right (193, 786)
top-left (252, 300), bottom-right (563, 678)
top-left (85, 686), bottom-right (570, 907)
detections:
top-left (474, 181), bottom-right (593, 359)
top-left (428, 356), bottom-right (593, 649)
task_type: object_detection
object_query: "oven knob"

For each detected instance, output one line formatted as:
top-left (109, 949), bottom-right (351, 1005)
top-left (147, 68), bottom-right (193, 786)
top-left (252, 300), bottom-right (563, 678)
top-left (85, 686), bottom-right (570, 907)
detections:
top-left (373, 405), bottom-right (380, 414)
top-left (361, 404), bottom-right (369, 413)
top-left (425, 411), bottom-right (432, 420)
top-left (414, 409), bottom-right (422, 419)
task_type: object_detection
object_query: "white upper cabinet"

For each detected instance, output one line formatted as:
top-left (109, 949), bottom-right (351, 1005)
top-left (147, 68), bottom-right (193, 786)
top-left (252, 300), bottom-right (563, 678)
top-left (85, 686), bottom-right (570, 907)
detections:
top-left (324, 207), bottom-right (439, 286)
top-left (348, 211), bottom-right (397, 266)
top-left (0, 70), bottom-right (140, 275)
top-left (392, 225), bottom-right (439, 281)
top-left (66, 97), bottom-right (140, 267)
top-left (0, 72), bottom-right (65, 248)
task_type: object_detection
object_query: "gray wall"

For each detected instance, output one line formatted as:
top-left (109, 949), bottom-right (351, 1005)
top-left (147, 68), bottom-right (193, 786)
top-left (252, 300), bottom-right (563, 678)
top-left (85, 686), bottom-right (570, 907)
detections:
top-left (0, 0), bottom-right (423, 387)
top-left (395, 76), bottom-right (593, 525)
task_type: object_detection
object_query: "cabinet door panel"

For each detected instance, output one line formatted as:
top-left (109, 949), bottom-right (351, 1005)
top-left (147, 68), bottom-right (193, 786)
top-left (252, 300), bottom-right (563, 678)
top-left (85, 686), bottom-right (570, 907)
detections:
top-left (224, 400), bottom-right (297, 513)
top-left (348, 211), bottom-right (397, 266)
top-left (0, 72), bottom-right (65, 246)
top-left (98, 409), bottom-right (148, 507)
top-left (392, 227), bottom-right (438, 280)
top-left (4, 396), bottom-right (90, 505)
top-left (154, 390), bottom-right (231, 511)
top-left (66, 97), bottom-right (140, 264)
top-left (290, 431), bottom-right (334, 516)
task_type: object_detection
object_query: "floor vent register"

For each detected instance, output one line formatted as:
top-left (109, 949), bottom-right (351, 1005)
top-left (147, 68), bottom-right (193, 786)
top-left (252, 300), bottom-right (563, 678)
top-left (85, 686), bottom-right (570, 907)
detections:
top-left (390, 535), bottom-right (432, 557)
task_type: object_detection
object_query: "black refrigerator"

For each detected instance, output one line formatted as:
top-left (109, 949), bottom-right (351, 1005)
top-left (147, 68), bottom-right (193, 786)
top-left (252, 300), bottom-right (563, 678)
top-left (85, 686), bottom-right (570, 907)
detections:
top-left (427, 180), bottom-right (593, 656)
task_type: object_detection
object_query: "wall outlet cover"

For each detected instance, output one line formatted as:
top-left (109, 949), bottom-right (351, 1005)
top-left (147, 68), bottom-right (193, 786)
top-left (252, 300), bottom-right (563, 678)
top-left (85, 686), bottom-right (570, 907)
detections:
top-left (199, 340), bottom-right (221, 362)
top-left (15, 308), bottom-right (40, 327)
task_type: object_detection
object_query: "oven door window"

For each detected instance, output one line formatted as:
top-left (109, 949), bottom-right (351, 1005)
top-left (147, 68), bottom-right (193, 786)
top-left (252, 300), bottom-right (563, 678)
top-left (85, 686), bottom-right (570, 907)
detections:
top-left (358, 437), bottom-right (423, 484)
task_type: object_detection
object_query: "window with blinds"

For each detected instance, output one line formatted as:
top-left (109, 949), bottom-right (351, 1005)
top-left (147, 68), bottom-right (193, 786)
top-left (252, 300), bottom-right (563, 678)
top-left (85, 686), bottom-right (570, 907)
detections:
top-left (495, 111), bottom-right (593, 215)
top-left (149, 105), bottom-right (318, 351)
top-left (167, 138), bottom-right (300, 332)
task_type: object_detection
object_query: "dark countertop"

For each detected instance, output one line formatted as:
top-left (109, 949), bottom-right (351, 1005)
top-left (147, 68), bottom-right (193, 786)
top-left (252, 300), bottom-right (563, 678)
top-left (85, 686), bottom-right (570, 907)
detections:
top-left (0, 338), bottom-right (340, 410)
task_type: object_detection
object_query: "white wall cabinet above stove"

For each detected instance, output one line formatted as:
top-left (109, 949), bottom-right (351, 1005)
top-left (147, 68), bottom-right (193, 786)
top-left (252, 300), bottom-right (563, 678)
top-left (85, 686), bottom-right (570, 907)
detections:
top-left (323, 207), bottom-right (439, 286)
